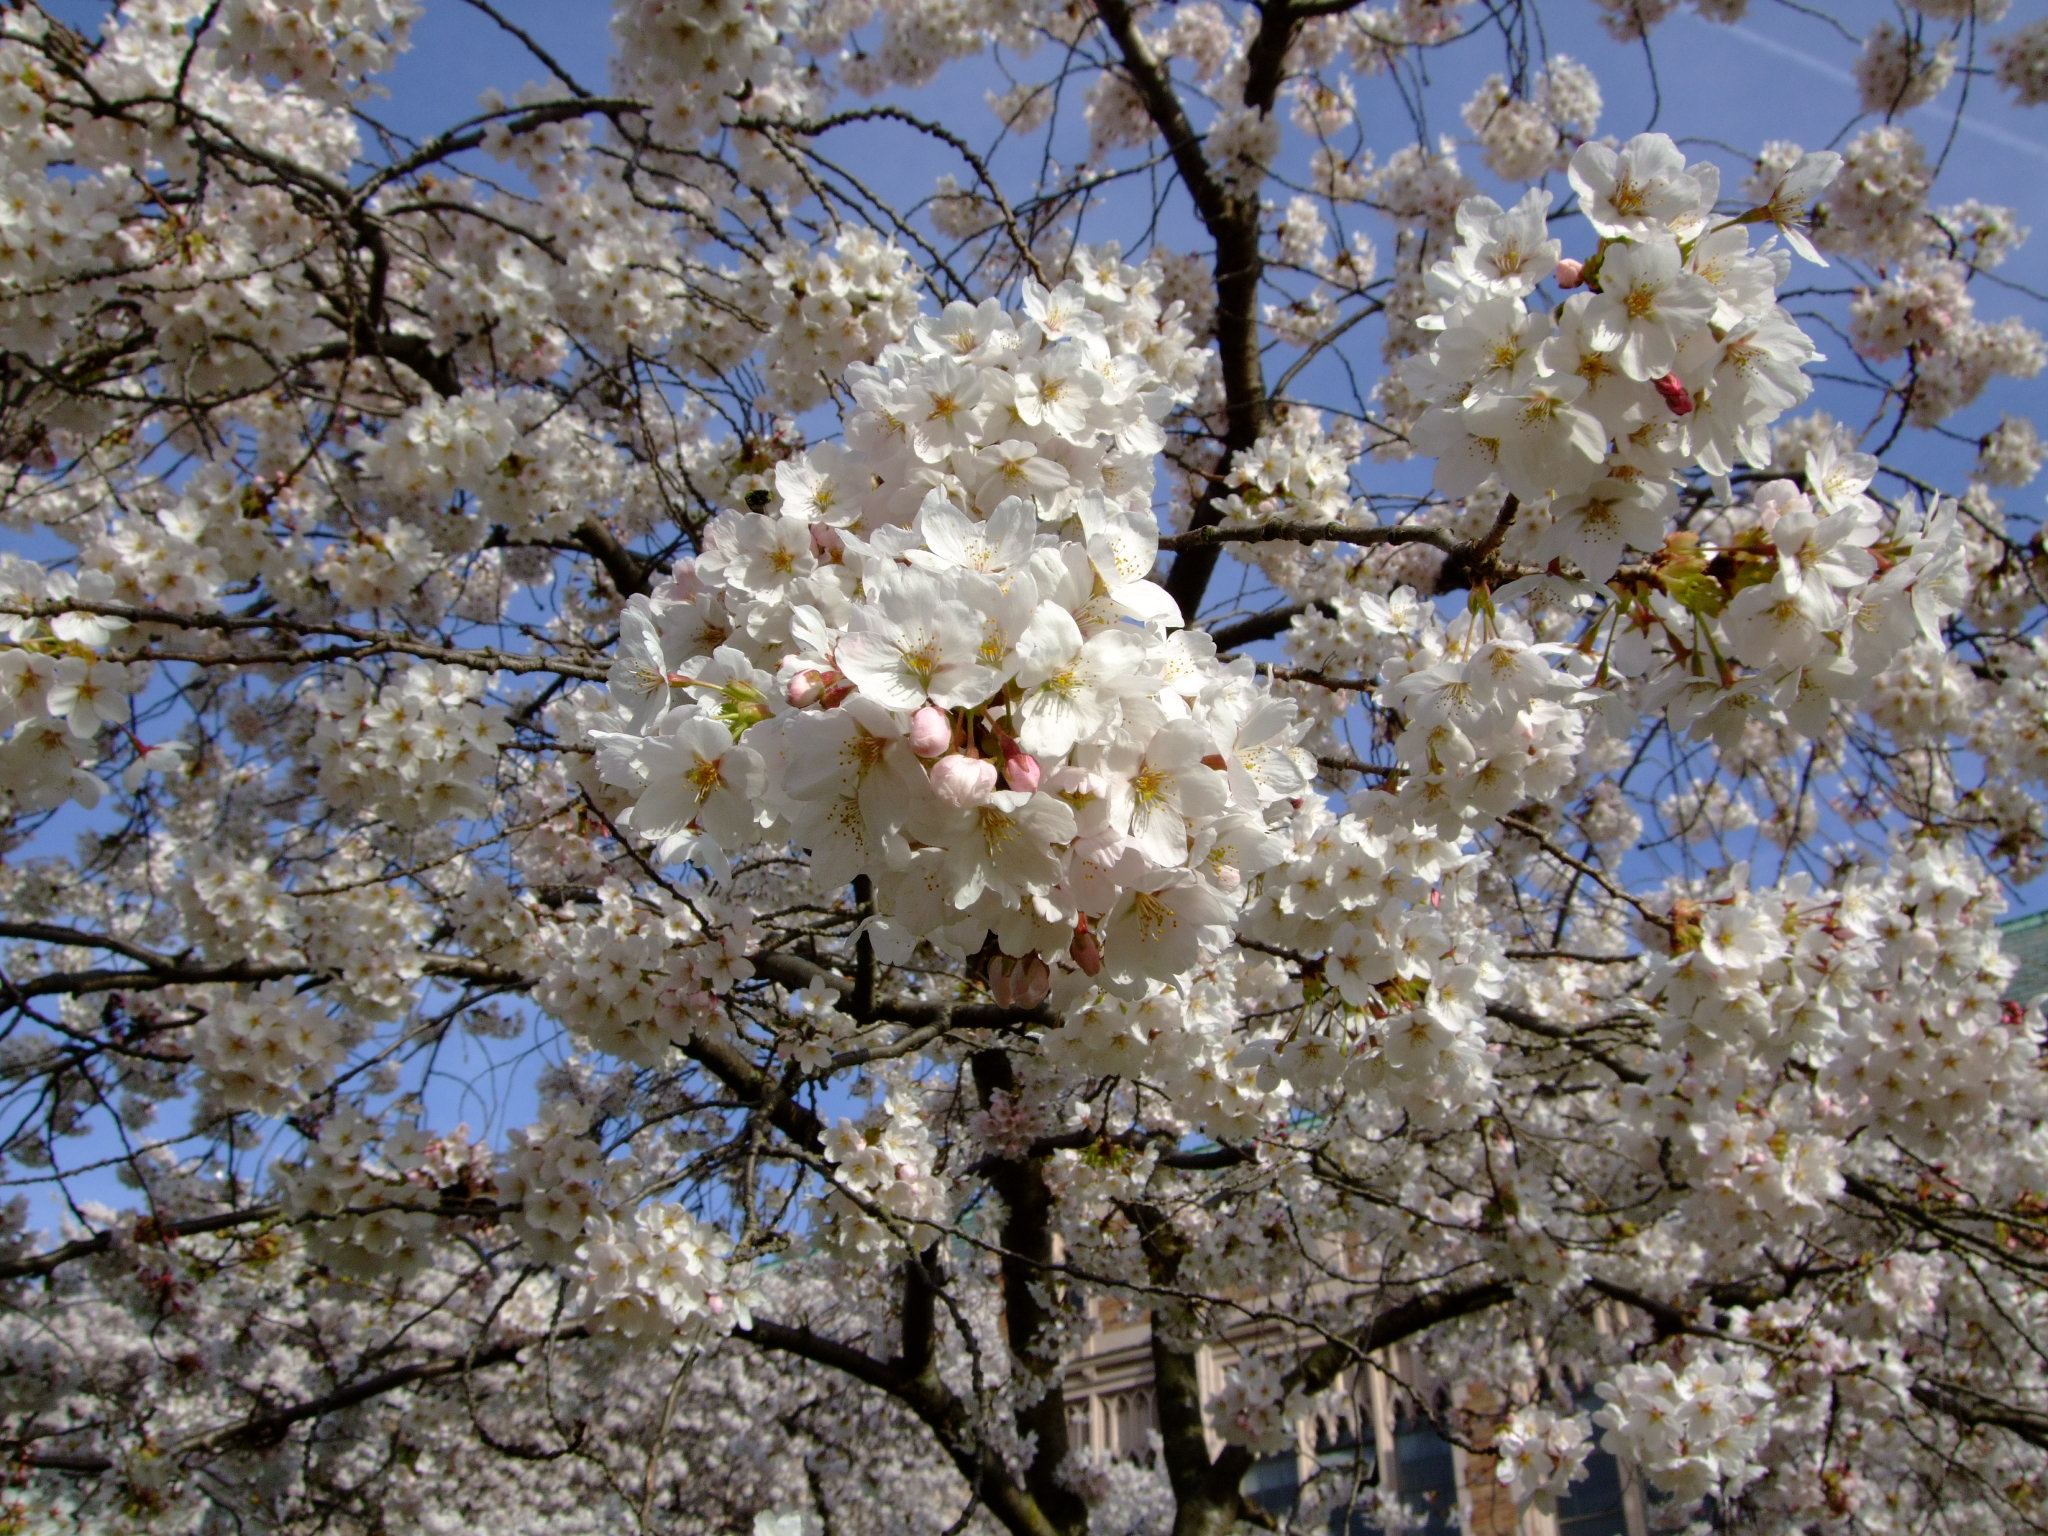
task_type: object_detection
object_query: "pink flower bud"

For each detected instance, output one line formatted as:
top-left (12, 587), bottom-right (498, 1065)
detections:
top-left (987, 952), bottom-right (1051, 1009)
top-left (1069, 919), bottom-right (1103, 977)
top-left (909, 705), bottom-right (952, 757)
top-left (786, 669), bottom-right (831, 708)
top-left (1553, 258), bottom-right (1586, 289)
top-left (1653, 373), bottom-right (1695, 416)
top-left (1001, 742), bottom-right (1043, 793)
top-left (929, 753), bottom-right (998, 808)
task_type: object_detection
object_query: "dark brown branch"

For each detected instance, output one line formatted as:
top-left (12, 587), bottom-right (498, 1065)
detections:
top-left (740, 1315), bottom-right (912, 1398)
top-left (971, 1049), bottom-right (1088, 1536)
top-left (742, 1314), bottom-right (1073, 1536)
top-left (1089, 0), bottom-right (1232, 232)
top-left (0, 1204), bottom-right (282, 1285)
top-left (1091, 0), bottom-right (1273, 625)
top-left (1123, 1199), bottom-right (1241, 1536)
top-left (3, 942), bottom-right (522, 1004)
top-left (1196, 1276), bottom-right (1519, 1536)
top-left (1432, 494), bottom-right (1520, 592)
top-left (898, 1244), bottom-right (942, 1381)
top-left (0, 600), bottom-right (607, 680)
top-left (681, 1031), bottom-right (827, 1157)
top-left (1486, 1001), bottom-right (1649, 1086)
top-left (1584, 1276), bottom-right (1723, 1342)
top-left (572, 519), bottom-right (651, 598)
top-left (1240, 0), bottom-right (1303, 116)
top-left (1911, 1379), bottom-right (2048, 1453)
top-left (17, 1326), bottom-right (591, 1475)
top-left (1275, 1277), bottom-right (1521, 1399)
top-left (1205, 600), bottom-right (1326, 652)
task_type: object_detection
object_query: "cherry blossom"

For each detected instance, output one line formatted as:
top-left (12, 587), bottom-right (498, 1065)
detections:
top-left (0, 4), bottom-right (2043, 1535)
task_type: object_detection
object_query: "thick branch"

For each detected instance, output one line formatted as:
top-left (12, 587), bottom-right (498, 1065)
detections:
top-left (3, 936), bottom-right (522, 1005)
top-left (572, 519), bottom-right (652, 598)
top-left (1205, 600), bottom-right (1325, 653)
top-left (1125, 1199), bottom-right (1236, 1536)
top-left (1278, 1277), bottom-right (1518, 1401)
top-left (898, 1244), bottom-right (942, 1381)
top-left (1487, 1001), bottom-right (1649, 1086)
top-left (1911, 1379), bottom-right (2048, 1453)
top-left (17, 1326), bottom-right (590, 1475)
top-left (681, 1031), bottom-right (827, 1156)
top-left (0, 1204), bottom-right (281, 1285)
top-left (972, 1049), bottom-right (1088, 1536)
top-left (743, 1313), bottom-right (1071, 1536)
top-left (1091, 0), bottom-right (1272, 624)
top-left (1089, 0), bottom-right (1232, 232)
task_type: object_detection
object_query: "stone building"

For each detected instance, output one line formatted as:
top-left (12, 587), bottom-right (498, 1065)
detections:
top-left (1062, 1293), bottom-right (1660, 1536)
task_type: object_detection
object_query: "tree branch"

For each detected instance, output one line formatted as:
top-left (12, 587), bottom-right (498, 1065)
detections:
top-left (1911, 1379), bottom-right (2048, 1453)
top-left (1091, 0), bottom-right (1273, 624)
top-left (972, 1049), bottom-right (1088, 1536)
top-left (0, 1204), bottom-right (282, 1285)
top-left (17, 1326), bottom-right (590, 1475)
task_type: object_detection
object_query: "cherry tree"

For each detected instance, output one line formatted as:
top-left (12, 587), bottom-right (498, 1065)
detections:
top-left (1, 0), bottom-right (2046, 1532)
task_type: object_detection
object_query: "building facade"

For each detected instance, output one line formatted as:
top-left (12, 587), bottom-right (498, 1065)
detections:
top-left (1062, 1297), bottom-right (1658, 1536)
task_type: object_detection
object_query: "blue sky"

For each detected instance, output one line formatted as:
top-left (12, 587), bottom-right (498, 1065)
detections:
top-left (44, 0), bottom-right (2045, 453)
top-left (41, 0), bottom-right (2046, 261)
top-left (345, 0), bottom-right (2048, 470)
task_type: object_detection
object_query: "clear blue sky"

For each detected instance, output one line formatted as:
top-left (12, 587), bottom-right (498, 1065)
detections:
top-left (338, 0), bottom-right (2048, 479)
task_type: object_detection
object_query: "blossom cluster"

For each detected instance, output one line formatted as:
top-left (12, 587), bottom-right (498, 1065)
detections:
top-left (310, 664), bottom-right (511, 828)
top-left (273, 1105), bottom-right (442, 1280)
top-left (0, 562), bottom-right (141, 813)
top-left (1408, 133), bottom-right (1835, 522)
top-left (1208, 1354), bottom-right (1304, 1455)
top-left (1494, 1403), bottom-right (1594, 1507)
top-left (1612, 840), bottom-right (2040, 1271)
top-left (593, 264), bottom-right (1316, 1003)
top-left (578, 1202), bottom-right (754, 1337)
top-left (190, 982), bottom-right (351, 1115)
top-left (817, 1092), bottom-right (948, 1254)
top-left (498, 1098), bottom-right (763, 1335)
top-left (610, 0), bottom-right (813, 148)
top-left (209, 0), bottom-right (419, 101)
top-left (1736, 123), bottom-right (2048, 432)
top-left (3, 5), bottom-right (2048, 1533)
top-left (1594, 1354), bottom-right (1776, 1503)
top-left (1459, 56), bottom-right (1602, 183)
top-left (1628, 464), bottom-right (1969, 748)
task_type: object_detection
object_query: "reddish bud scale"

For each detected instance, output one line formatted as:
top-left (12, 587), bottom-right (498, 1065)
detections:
top-left (1070, 916), bottom-right (1103, 976)
top-left (1654, 373), bottom-right (1695, 415)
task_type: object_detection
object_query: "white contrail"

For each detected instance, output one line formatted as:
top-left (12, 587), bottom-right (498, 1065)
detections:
top-left (1723, 21), bottom-right (2048, 166)
top-left (1725, 23), bottom-right (1856, 87)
